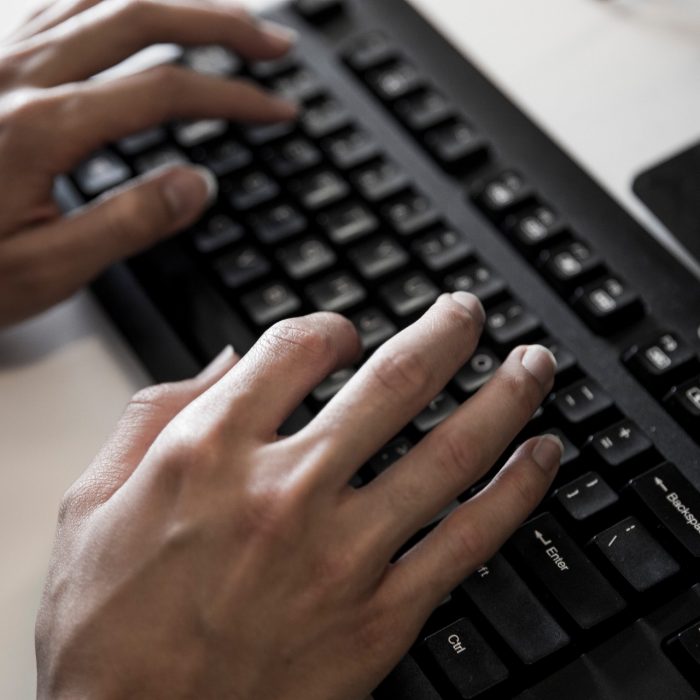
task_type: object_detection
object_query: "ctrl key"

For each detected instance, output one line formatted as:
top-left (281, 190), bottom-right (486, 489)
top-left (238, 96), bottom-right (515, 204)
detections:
top-left (423, 618), bottom-right (508, 699)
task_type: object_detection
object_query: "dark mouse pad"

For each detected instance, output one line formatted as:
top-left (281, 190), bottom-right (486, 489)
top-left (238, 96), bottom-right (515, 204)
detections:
top-left (633, 141), bottom-right (700, 263)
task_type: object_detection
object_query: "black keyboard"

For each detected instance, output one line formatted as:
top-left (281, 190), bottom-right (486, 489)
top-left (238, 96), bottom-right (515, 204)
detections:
top-left (58, 1), bottom-right (700, 697)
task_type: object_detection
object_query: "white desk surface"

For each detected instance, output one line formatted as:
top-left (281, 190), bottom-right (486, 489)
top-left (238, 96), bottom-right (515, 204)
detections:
top-left (1, 0), bottom-right (699, 696)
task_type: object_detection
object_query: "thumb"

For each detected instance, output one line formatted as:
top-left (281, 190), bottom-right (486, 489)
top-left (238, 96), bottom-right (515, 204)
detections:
top-left (62, 345), bottom-right (238, 519)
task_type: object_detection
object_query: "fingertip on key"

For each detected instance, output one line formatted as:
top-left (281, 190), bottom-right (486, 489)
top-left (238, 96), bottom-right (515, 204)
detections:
top-left (450, 291), bottom-right (486, 326)
top-left (520, 344), bottom-right (557, 388)
top-left (532, 434), bottom-right (565, 475)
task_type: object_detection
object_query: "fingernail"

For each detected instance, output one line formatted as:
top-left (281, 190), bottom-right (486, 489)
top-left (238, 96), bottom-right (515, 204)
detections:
top-left (198, 345), bottom-right (235, 380)
top-left (532, 434), bottom-right (564, 474)
top-left (162, 167), bottom-right (218, 220)
top-left (260, 20), bottom-right (299, 50)
top-left (521, 345), bottom-right (557, 388)
top-left (451, 291), bottom-right (485, 326)
top-left (270, 95), bottom-right (300, 120)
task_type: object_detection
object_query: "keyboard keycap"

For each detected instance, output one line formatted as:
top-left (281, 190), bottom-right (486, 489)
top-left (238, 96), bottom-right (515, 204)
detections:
top-left (352, 159), bottom-right (410, 202)
top-left (412, 228), bottom-right (473, 272)
top-left (554, 472), bottom-right (618, 522)
top-left (374, 654), bottom-right (442, 700)
top-left (225, 170), bottom-right (280, 210)
top-left (241, 282), bottom-right (301, 326)
top-left (366, 60), bottom-right (423, 102)
top-left (453, 347), bottom-right (501, 395)
top-left (191, 214), bottom-right (243, 254)
top-left (510, 513), bottom-right (626, 629)
top-left (173, 119), bottom-right (228, 148)
top-left (380, 272), bottom-right (440, 317)
top-left (504, 203), bottom-right (565, 251)
top-left (474, 170), bottom-right (533, 218)
top-left (444, 262), bottom-right (507, 306)
top-left (241, 121), bottom-right (296, 146)
top-left (538, 337), bottom-right (578, 383)
top-left (294, 0), bottom-right (344, 21)
top-left (485, 300), bottom-right (541, 350)
top-left (539, 239), bottom-right (604, 292)
top-left (624, 331), bottom-right (699, 397)
top-left (74, 150), bottom-right (130, 195)
top-left (249, 202), bottom-right (307, 245)
top-left (668, 621), bottom-right (700, 691)
top-left (664, 375), bottom-right (700, 437)
top-left (352, 308), bottom-right (397, 351)
top-left (348, 236), bottom-right (409, 280)
top-left (461, 554), bottom-right (570, 665)
top-left (322, 127), bottom-right (379, 170)
top-left (382, 190), bottom-right (440, 236)
top-left (214, 246), bottom-right (270, 289)
top-left (306, 272), bottom-right (366, 312)
top-left (394, 88), bottom-right (453, 132)
top-left (291, 169), bottom-right (350, 210)
top-left (628, 462), bottom-right (700, 559)
top-left (423, 119), bottom-right (487, 172)
top-left (262, 137), bottom-right (322, 178)
top-left (181, 45), bottom-right (241, 76)
top-left (550, 378), bottom-right (616, 433)
top-left (585, 418), bottom-right (656, 480)
top-left (133, 146), bottom-right (188, 174)
top-left (543, 428), bottom-right (580, 467)
top-left (572, 275), bottom-right (645, 335)
top-left (591, 516), bottom-right (679, 593)
top-left (277, 237), bottom-right (336, 280)
top-left (413, 392), bottom-right (458, 433)
top-left (301, 95), bottom-right (351, 138)
top-left (270, 66), bottom-right (323, 102)
top-left (344, 31), bottom-right (396, 72)
top-left (318, 200), bottom-right (379, 244)
top-left (312, 368), bottom-right (356, 402)
top-left (117, 128), bottom-right (167, 156)
top-left (191, 139), bottom-right (252, 176)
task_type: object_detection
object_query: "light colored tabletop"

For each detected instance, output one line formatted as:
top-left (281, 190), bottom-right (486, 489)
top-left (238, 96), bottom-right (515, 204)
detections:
top-left (1, 0), bottom-right (699, 697)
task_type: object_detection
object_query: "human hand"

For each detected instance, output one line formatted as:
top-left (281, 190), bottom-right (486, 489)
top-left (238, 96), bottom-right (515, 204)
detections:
top-left (0, 0), bottom-right (297, 327)
top-left (36, 293), bottom-right (562, 700)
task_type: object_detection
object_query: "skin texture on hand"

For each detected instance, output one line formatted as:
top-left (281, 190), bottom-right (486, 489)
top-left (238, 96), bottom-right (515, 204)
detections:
top-left (36, 292), bottom-right (562, 700)
top-left (0, 0), bottom-right (298, 327)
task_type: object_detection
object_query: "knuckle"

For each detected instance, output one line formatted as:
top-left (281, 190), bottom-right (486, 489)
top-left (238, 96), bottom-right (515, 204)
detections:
top-left (0, 89), bottom-right (50, 133)
top-left (128, 382), bottom-right (176, 412)
top-left (369, 348), bottom-right (434, 398)
top-left (434, 429), bottom-right (481, 483)
top-left (447, 519), bottom-right (487, 569)
top-left (238, 480), bottom-right (306, 542)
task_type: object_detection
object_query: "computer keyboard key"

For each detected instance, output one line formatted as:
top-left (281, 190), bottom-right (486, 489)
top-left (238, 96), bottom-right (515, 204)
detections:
top-left (624, 332), bottom-right (699, 397)
top-left (382, 190), bottom-right (440, 237)
top-left (543, 428), bottom-right (580, 467)
top-left (181, 45), bottom-right (241, 76)
top-left (241, 282), bottom-right (302, 327)
top-left (191, 214), bottom-right (244, 255)
top-left (214, 246), bottom-right (271, 289)
top-left (248, 202), bottom-right (307, 244)
top-left (306, 272), bottom-right (366, 312)
top-left (628, 462), bottom-right (700, 559)
top-left (348, 236), bottom-right (409, 280)
top-left (504, 203), bottom-right (565, 252)
top-left (261, 137), bottom-right (323, 178)
top-left (117, 127), bottom-right (167, 156)
top-left (352, 159), bottom-right (410, 202)
top-left (367, 436), bottom-right (412, 478)
top-left (294, 0), bottom-right (344, 21)
top-left (344, 31), bottom-right (397, 72)
top-left (394, 88), bottom-right (453, 132)
top-left (312, 368), bottom-right (356, 403)
top-left (585, 419), bottom-right (656, 479)
top-left (172, 119), bottom-right (228, 148)
top-left (241, 121), bottom-right (296, 146)
top-left (474, 170), bottom-right (533, 218)
top-left (133, 146), bottom-right (188, 174)
top-left (322, 127), bottom-right (380, 170)
top-left (380, 272), bottom-right (440, 317)
top-left (301, 95), bottom-right (351, 138)
top-left (277, 237), bottom-right (336, 280)
top-left (412, 228), bottom-right (473, 272)
top-left (443, 262), bottom-right (507, 306)
top-left (270, 66), bottom-right (323, 102)
top-left (74, 150), bottom-right (131, 196)
top-left (461, 553), bottom-right (570, 665)
top-left (423, 120), bottom-right (487, 172)
top-left (366, 60), bottom-right (423, 102)
top-left (423, 617), bottom-right (509, 699)
top-left (318, 200), bottom-right (379, 244)
top-left (550, 378), bottom-right (615, 432)
top-left (554, 472), bottom-right (618, 522)
top-left (668, 621), bottom-right (700, 691)
top-left (572, 275), bottom-right (645, 335)
top-left (352, 308), bottom-right (398, 351)
top-left (592, 516), bottom-right (680, 594)
top-left (485, 300), bottom-right (541, 350)
top-left (453, 348), bottom-right (501, 395)
top-left (191, 139), bottom-right (252, 176)
top-left (664, 376), bottom-right (700, 437)
top-left (224, 170), bottom-right (280, 211)
top-left (413, 392), bottom-right (458, 433)
top-left (374, 654), bottom-right (442, 700)
top-left (510, 513), bottom-right (625, 629)
top-left (538, 337), bottom-right (578, 383)
top-left (539, 239), bottom-right (604, 292)
top-left (248, 53), bottom-right (298, 80)
top-left (291, 169), bottom-right (351, 210)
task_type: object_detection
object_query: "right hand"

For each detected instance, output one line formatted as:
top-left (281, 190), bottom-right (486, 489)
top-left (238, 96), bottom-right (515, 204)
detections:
top-left (36, 293), bottom-right (562, 700)
top-left (0, 0), bottom-right (298, 327)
